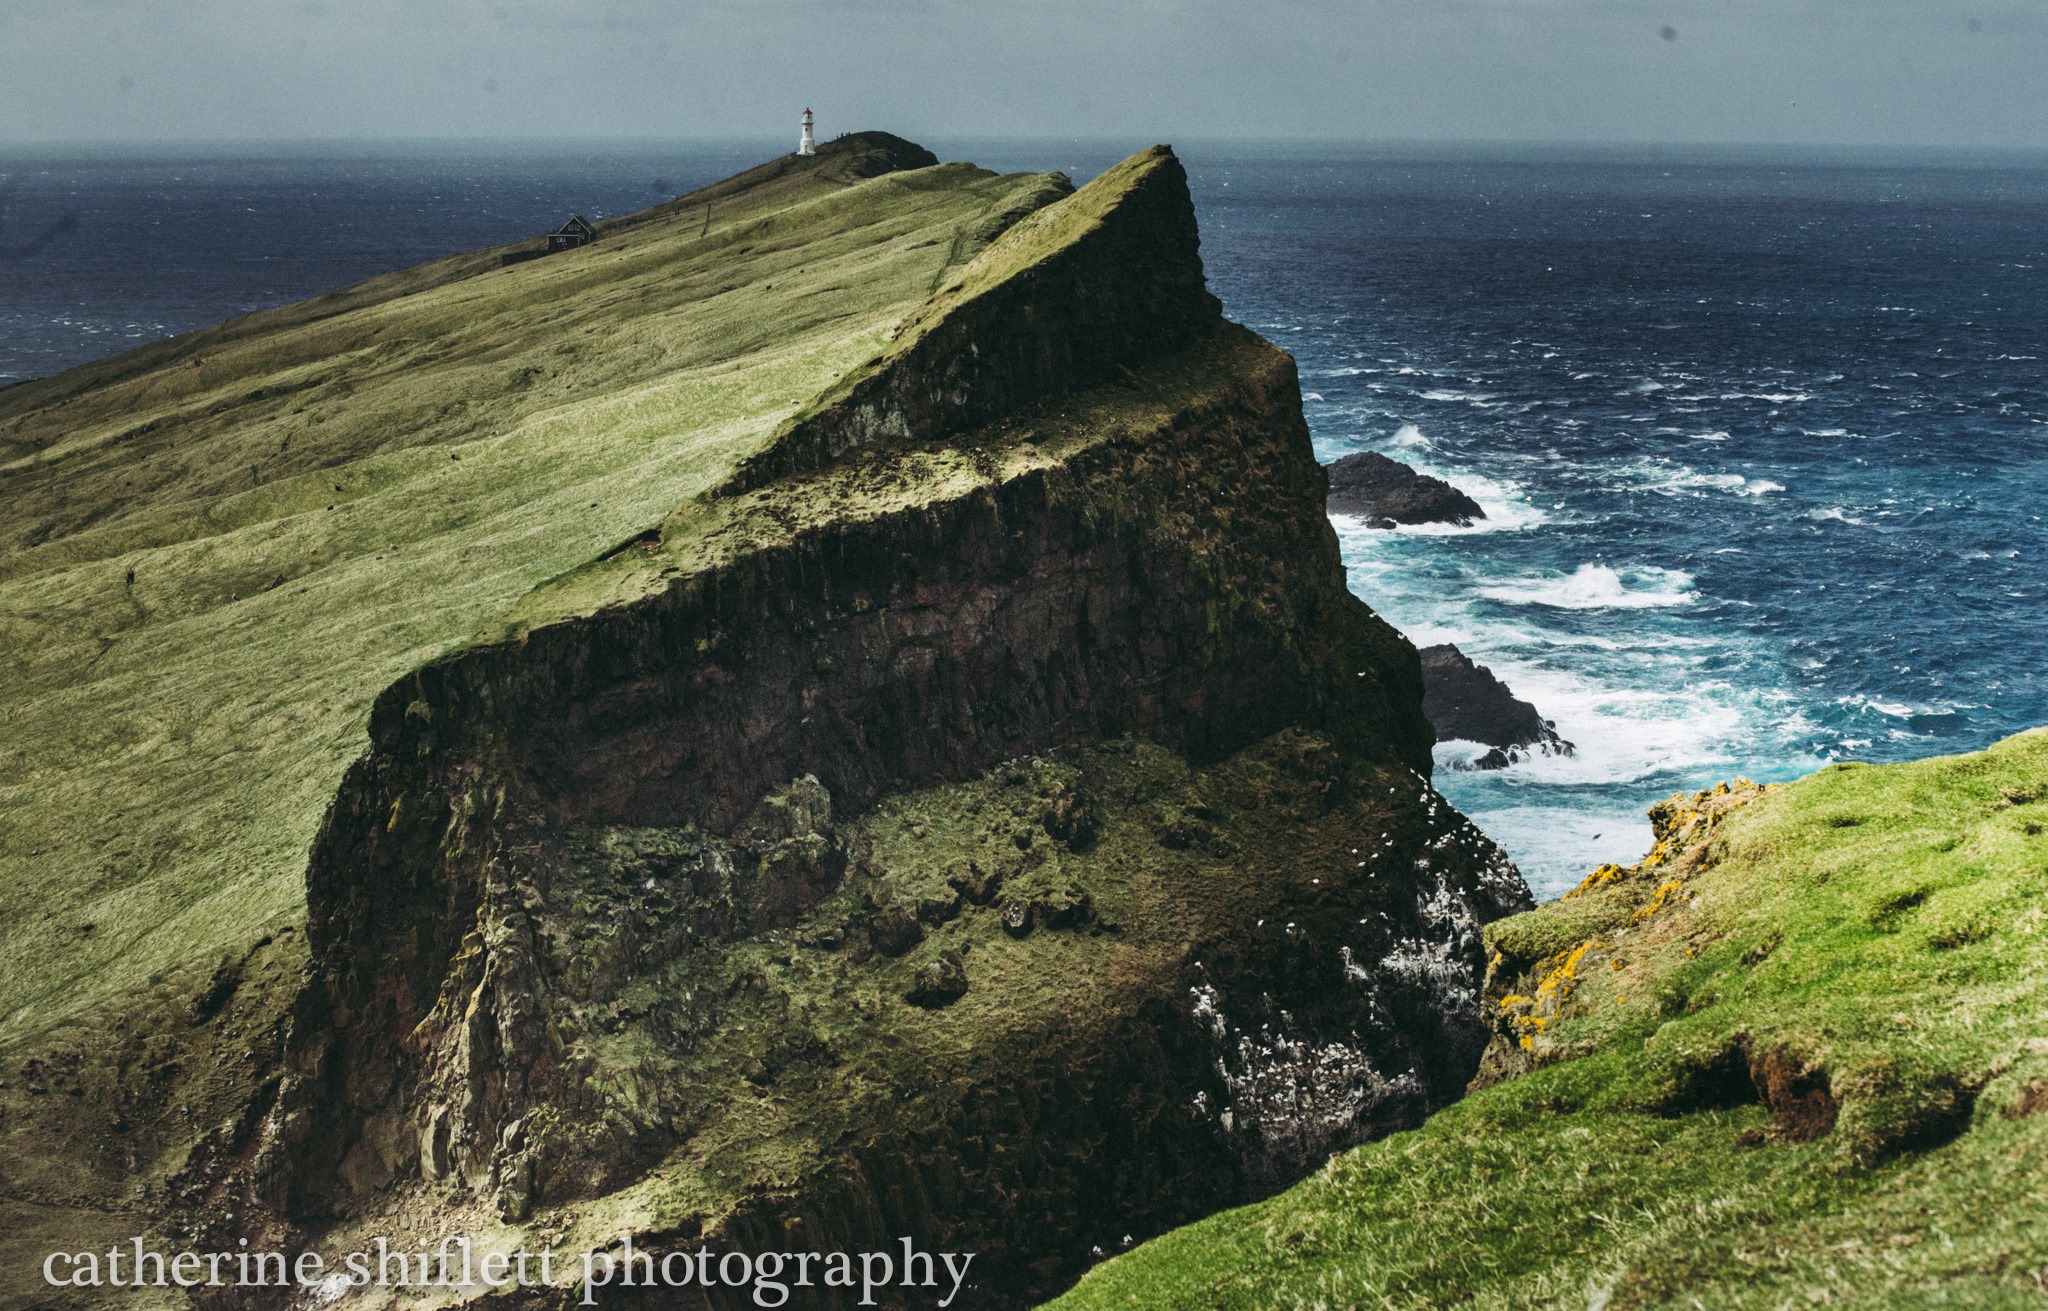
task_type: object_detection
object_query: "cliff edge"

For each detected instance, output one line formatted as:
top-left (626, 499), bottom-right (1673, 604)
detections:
top-left (0, 143), bottom-right (1530, 1310)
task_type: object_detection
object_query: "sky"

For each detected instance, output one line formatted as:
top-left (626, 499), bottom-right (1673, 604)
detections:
top-left (0, 0), bottom-right (2044, 150)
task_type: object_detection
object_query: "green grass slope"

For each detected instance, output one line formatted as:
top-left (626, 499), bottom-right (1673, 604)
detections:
top-left (1048, 728), bottom-right (2048, 1310)
top-left (0, 135), bottom-right (1068, 1047)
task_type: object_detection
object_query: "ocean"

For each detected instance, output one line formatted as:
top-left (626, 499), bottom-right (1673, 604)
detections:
top-left (5, 139), bottom-right (2043, 897)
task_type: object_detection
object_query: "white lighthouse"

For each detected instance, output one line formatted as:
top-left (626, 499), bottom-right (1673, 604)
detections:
top-left (798, 108), bottom-right (816, 156)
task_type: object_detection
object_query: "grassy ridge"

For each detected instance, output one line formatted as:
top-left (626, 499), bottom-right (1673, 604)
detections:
top-left (0, 140), bottom-right (1066, 1046)
top-left (1048, 728), bottom-right (2048, 1309)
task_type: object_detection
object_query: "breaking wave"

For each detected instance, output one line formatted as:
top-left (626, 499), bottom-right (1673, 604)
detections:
top-left (1477, 563), bottom-right (1697, 610)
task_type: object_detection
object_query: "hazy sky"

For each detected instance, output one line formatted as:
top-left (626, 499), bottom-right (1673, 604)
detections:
top-left (1, 0), bottom-right (2044, 149)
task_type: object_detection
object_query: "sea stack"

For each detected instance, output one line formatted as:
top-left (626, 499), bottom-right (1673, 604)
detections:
top-left (1325, 450), bottom-right (1486, 528)
top-left (1418, 643), bottom-right (1575, 768)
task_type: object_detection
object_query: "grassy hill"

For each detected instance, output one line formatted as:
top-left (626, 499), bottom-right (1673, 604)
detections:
top-left (0, 135), bottom-right (1066, 1048)
top-left (0, 140), bottom-right (1529, 1310)
top-left (1047, 727), bottom-right (2048, 1309)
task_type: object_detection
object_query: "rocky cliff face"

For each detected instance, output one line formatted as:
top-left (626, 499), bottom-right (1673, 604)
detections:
top-left (233, 147), bottom-right (1530, 1308)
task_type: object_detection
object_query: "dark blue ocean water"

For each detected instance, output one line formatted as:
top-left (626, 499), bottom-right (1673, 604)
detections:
top-left (5, 141), bottom-right (2044, 895)
top-left (1183, 146), bottom-right (2048, 893)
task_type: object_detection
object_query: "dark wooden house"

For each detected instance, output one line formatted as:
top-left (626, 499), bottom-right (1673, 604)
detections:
top-left (546, 215), bottom-right (597, 253)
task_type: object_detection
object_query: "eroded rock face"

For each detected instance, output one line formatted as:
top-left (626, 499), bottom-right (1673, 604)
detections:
top-left (1419, 643), bottom-right (1575, 769)
top-left (387, 777), bottom-right (858, 1219)
top-left (1325, 451), bottom-right (1485, 528)
top-left (246, 146), bottom-right (1533, 1311)
top-left (277, 731), bottom-right (1522, 1310)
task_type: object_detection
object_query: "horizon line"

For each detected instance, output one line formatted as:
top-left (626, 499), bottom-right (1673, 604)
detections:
top-left (3, 133), bottom-right (2047, 161)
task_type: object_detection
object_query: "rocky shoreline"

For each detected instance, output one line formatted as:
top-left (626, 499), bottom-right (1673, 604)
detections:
top-left (1318, 450), bottom-right (1572, 772)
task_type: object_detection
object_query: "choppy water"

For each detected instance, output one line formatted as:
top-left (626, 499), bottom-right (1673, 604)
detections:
top-left (5, 141), bottom-right (2044, 897)
top-left (1178, 148), bottom-right (2048, 894)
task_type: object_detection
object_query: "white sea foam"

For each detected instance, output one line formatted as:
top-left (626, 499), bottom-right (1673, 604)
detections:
top-left (1326, 448), bottom-right (1548, 539)
top-left (1477, 563), bottom-right (1697, 610)
top-left (1837, 693), bottom-right (1966, 722)
top-left (1689, 472), bottom-right (1750, 493)
top-left (1382, 428), bottom-right (1548, 527)
top-left (1438, 686), bottom-right (1737, 788)
top-left (1631, 462), bottom-right (1785, 499)
top-left (1427, 651), bottom-right (1760, 896)
top-left (1419, 388), bottom-right (1500, 407)
top-left (1806, 507), bottom-right (1858, 527)
top-left (1387, 610), bottom-right (1720, 658)
top-left (1446, 805), bottom-right (1657, 901)
top-left (1430, 736), bottom-right (1493, 767)
top-left (1517, 666), bottom-right (1735, 766)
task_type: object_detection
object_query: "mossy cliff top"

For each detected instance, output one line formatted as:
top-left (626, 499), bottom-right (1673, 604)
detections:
top-left (484, 143), bottom-right (1227, 636)
top-left (0, 134), bottom-right (1068, 1048)
top-left (1051, 727), bottom-right (2048, 1310)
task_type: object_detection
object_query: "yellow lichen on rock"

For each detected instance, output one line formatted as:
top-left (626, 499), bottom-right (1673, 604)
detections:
top-left (1632, 878), bottom-right (1690, 924)
top-left (1498, 940), bottom-right (1594, 1051)
top-left (1640, 777), bottom-right (1776, 870)
top-left (1564, 863), bottom-right (1627, 899)
top-left (1475, 776), bottom-right (1781, 1083)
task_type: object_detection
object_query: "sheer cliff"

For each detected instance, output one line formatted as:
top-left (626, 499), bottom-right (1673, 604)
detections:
top-left (0, 141), bottom-right (1530, 1310)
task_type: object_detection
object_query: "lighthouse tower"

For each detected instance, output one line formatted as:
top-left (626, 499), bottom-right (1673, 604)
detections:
top-left (798, 108), bottom-right (816, 156)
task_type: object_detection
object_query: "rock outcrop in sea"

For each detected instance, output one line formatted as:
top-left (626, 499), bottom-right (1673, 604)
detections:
top-left (1325, 450), bottom-right (1486, 528)
top-left (1419, 643), bottom-right (1574, 769)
